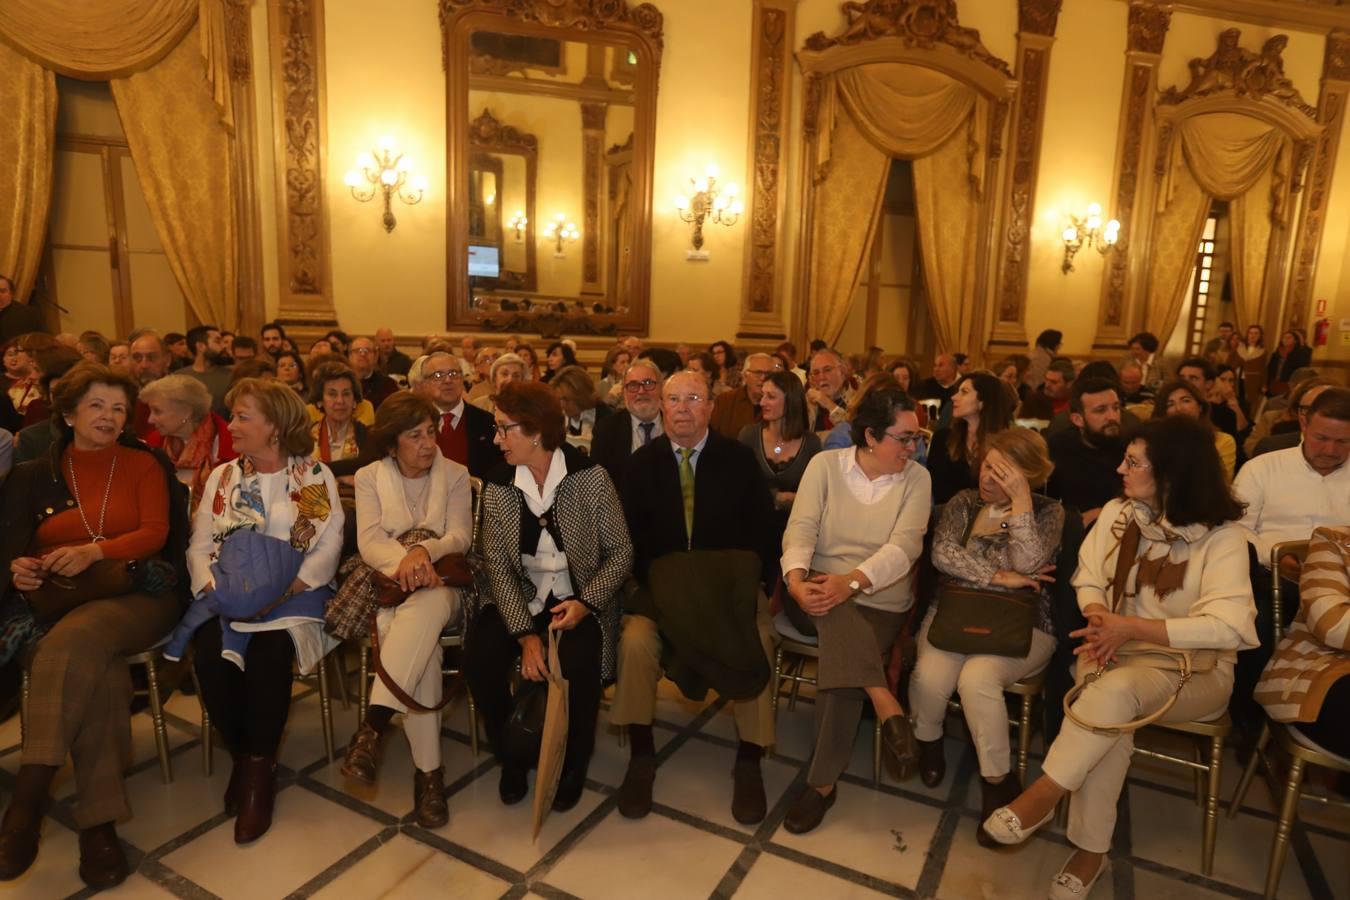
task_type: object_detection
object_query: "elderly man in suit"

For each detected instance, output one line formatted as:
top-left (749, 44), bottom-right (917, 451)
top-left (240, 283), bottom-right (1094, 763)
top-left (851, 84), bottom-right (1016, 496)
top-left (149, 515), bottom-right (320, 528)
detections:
top-left (409, 350), bottom-right (502, 478)
top-left (612, 370), bottom-right (777, 825)
top-left (589, 359), bottom-right (664, 485)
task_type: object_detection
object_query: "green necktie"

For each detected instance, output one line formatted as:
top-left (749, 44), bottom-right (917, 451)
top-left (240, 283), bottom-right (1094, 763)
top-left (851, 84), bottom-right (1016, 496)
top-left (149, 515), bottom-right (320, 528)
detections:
top-left (678, 447), bottom-right (695, 544)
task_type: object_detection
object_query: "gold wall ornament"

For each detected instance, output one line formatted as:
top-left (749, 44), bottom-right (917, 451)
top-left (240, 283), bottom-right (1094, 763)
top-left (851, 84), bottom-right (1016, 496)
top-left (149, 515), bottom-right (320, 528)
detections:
top-left (439, 0), bottom-right (665, 70)
top-left (1018, 0), bottom-right (1061, 36)
top-left (343, 138), bottom-right (428, 233)
top-left (1159, 29), bottom-right (1318, 119)
top-left (802, 0), bottom-right (1013, 78)
top-left (674, 166), bottom-right (743, 256)
top-left (1060, 204), bottom-right (1120, 273)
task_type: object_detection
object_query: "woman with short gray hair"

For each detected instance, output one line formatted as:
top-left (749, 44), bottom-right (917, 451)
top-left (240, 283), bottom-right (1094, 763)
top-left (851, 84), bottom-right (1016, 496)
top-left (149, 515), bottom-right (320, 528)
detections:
top-left (141, 373), bottom-right (237, 513)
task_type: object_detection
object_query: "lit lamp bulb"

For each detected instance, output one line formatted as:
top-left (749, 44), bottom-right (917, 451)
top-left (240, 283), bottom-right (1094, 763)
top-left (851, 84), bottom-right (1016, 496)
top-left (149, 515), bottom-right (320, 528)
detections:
top-left (1062, 225), bottom-right (1079, 244)
top-left (725, 182), bottom-right (739, 198)
top-left (705, 162), bottom-right (720, 179)
top-left (713, 195), bottom-right (728, 212)
top-left (380, 168), bottom-right (398, 186)
top-left (674, 195), bottom-right (689, 212)
top-left (357, 152), bottom-right (376, 172)
top-left (343, 170), bottom-right (360, 188)
top-left (730, 199), bottom-right (745, 216)
top-left (412, 174), bottom-right (429, 193)
top-left (693, 177), bottom-right (709, 194)
top-left (1103, 219), bottom-right (1121, 246)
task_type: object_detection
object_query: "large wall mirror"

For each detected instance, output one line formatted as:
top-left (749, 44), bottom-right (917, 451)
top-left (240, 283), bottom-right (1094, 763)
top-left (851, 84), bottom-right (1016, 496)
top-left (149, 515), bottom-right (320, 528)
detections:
top-left (443, 1), bottom-right (663, 335)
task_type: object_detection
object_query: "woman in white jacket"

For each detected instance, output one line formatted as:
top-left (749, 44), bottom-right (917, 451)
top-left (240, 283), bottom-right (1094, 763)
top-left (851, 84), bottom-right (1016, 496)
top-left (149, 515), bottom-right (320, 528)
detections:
top-left (339, 393), bottom-right (472, 827)
top-left (982, 415), bottom-right (1257, 900)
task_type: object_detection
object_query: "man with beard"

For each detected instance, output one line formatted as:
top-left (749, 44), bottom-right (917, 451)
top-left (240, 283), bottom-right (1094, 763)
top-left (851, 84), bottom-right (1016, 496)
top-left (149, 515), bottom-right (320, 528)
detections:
top-left (128, 331), bottom-right (169, 438)
top-left (1045, 377), bottom-right (1124, 530)
top-left (183, 324), bottom-right (233, 415)
top-left (260, 321), bottom-right (288, 359)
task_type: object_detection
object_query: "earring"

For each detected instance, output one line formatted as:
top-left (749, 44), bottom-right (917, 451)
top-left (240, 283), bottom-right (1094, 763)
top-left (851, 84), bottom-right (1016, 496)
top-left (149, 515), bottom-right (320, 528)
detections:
top-left (532, 440), bottom-right (538, 447)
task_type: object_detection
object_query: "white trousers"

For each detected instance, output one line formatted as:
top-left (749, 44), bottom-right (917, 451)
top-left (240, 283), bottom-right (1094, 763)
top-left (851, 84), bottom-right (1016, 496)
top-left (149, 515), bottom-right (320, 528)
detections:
top-left (1042, 659), bottom-right (1233, 853)
top-left (369, 586), bottom-right (460, 773)
top-left (908, 608), bottom-right (1057, 778)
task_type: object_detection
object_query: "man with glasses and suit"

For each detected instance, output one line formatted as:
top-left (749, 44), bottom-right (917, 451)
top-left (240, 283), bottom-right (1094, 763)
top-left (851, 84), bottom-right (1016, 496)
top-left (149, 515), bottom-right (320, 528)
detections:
top-left (409, 351), bottom-right (502, 478)
top-left (590, 360), bottom-right (664, 485)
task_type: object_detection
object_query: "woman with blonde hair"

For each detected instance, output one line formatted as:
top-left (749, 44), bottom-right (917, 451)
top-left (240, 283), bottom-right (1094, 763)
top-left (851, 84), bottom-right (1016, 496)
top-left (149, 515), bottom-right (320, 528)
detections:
top-left (910, 428), bottom-right (1063, 844)
top-left (186, 378), bottom-right (344, 844)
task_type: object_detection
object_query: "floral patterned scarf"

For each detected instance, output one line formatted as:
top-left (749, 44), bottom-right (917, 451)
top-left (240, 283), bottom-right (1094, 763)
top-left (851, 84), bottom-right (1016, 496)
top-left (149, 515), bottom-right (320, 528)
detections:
top-left (209, 454), bottom-right (333, 560)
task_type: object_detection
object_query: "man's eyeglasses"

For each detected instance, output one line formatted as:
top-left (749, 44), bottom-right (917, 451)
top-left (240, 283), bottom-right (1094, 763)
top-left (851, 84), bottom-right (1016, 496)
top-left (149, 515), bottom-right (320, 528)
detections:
top-left (349, 347), bottom-right (376, 356)
top-left (424, 369), bottom-right (463, 382)
top-left (882, 431), bottom-right (923, 448)
top-left (624, 379), bottom-right (659, 393)
top-left (665, 394), bottom-right (706, 407)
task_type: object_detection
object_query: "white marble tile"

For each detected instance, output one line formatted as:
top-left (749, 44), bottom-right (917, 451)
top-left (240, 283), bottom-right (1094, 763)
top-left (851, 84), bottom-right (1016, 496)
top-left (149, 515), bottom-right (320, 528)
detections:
top-left (424, 770), bottom-right (603, 873)
top-left (101, 872), bottom-right (180, 897)
top-left (117, 755), bottom-right (234, 852)
top-left (309, 833), bottom-right (509, 900)
top-left (159, 783), bottom-right (382, 899)
top-left (938, 818), bottom-right (1115, 900)
top-left (544, 807), bottom-right (744, 900)
top-left (651, 736), bottom-right (799, 833)
top-left (769, 780), bottom-right (942, 889)
top-left (737, 852), bottom-right (891, 899)
top-left (277, 692), bottom-right (341, 773)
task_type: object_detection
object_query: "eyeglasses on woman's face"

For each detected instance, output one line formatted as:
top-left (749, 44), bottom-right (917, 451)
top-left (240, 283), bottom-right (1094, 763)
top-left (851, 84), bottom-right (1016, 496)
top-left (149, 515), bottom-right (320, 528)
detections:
top-left (881, 430), bottom-right (923, 448)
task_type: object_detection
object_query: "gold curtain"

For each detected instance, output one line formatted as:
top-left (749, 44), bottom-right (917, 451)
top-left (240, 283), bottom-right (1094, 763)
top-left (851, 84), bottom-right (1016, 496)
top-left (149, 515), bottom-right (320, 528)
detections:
top-left (1149, 112), bottom-right (1294, 348)
top-left (809, 63), bottom-right (987, 347)
top-left (111, 24), bottom-right (237, 329)
top-left (0, 39), bottom-right (58, 303)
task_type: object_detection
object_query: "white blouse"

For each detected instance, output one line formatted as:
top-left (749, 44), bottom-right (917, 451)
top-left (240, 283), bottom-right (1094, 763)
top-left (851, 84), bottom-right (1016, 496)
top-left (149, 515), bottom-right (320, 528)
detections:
top-left (515, 448), bottom-right (574, 615)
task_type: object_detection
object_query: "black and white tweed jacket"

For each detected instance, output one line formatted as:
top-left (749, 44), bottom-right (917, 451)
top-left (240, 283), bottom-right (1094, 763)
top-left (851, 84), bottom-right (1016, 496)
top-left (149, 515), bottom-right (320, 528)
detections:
top-left (478, 445), bottom-right (633, 683)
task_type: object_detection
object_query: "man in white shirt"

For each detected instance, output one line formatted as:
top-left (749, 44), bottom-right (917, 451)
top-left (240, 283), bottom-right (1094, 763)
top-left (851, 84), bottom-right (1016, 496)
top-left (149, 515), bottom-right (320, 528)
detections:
top-left (1231, 387), bottom-right (1350, 743)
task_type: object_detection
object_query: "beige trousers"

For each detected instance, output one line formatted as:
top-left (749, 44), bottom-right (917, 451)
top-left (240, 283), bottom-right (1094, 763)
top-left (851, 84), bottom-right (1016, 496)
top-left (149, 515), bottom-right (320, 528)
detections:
top-left (609, 590), bottom-right (777, 747)
top-left (908, 609), bottom-right (1057, 778)
top-left (370, 586), bottom-right (460, 773)
top-left (1042, 659), bottom-right (1234, 853)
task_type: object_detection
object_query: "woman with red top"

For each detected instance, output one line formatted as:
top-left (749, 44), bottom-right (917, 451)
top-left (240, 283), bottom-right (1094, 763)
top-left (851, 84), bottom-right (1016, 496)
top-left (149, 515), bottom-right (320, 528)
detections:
top-left (140, 373), bottom-right (238, 513)
top-left (0, 363), bottom-right (188, 890)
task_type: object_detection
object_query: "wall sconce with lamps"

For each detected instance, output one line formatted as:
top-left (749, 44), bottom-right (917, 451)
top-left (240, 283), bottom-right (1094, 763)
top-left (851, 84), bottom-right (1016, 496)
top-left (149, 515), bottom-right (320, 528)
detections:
top-left (1061, 203), bottom-right (1120, 273)
top-left (544, 213), bottom-right (579, 257)
top-left (508, 211), bottom-right (528, 242)
top-left (343, 136), bottom-right (427, 233)
top-left (674, 164), bottom-right (743, 260)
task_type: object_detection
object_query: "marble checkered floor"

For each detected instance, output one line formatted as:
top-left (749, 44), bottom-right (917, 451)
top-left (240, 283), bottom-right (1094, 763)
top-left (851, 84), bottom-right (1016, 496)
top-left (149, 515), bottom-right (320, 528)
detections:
top-left (0, 662), bottom-right (1346, 899)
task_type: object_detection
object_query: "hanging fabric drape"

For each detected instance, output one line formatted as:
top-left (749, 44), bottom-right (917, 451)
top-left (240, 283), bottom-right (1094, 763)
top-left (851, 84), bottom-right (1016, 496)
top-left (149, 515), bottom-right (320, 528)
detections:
top-left (1150, 111), bottom-right (1294, 342)
top-left (809, 63), bottom-right (988, 348)
top-left (111, 24), bottom-right (238, 331)
top-left (0, 39), bottom-right (58, 304)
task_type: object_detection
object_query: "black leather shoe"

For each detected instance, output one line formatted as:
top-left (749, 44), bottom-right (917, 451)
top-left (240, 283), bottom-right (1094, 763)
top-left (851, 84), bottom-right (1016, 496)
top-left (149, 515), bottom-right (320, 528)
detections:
top-left (616, 756), bottom-right (657, 819)
top-left (552, 764), bottom-right (587, 812)
top-left (731, 759), bottom-right (767, 825)
top-left (78, 823), bottom-right (129, 890)
top-left (498, 764), bottom-right (528, 806)
top-left (917, 738), bottom-right (946, 788)
top-left (783, 785), bottom-right (837, 835)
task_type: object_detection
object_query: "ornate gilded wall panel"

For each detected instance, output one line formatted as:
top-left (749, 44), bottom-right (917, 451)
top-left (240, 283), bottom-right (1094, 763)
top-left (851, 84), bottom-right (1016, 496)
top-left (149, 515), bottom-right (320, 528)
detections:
top-left (738, 0), bottom-right (796, 341)
top-left (268, 0), bottom-right (336, 328)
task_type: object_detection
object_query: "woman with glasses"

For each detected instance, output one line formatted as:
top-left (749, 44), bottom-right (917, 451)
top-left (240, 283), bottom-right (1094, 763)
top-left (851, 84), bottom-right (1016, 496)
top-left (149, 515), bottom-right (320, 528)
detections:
top-left (983, 416), bottom-right (1255, 900)
top-left (910, 428), bottom-right (1063, 846)
top-left (464, 381), bottom-right (632, 811)
top-left (778, 388), bottom-right (932, 834)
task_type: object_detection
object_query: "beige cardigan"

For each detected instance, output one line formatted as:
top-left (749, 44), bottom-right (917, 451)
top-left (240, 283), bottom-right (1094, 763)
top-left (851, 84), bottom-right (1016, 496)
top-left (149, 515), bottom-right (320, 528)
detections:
top-left (1256, 526), bottom-right (1350, 723)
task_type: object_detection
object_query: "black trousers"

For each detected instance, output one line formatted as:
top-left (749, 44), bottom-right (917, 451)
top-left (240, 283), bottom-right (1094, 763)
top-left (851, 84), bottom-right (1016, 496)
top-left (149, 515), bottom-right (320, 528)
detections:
top-left (1232, 547), bottom-right (1298, 740)
top-left (1293, 677), bottom-right (1350, 758)
top-left (193, 619), bottom-right (297, 757)
top-left (464, 602), bottom-right (603, 775)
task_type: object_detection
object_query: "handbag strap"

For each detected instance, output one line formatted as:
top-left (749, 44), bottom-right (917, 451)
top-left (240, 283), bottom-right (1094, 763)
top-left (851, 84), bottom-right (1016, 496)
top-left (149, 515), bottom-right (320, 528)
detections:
top-left (369, 613), bottom-right (454, 713)
top-left (1062, 648), bottom-right (1194, 735)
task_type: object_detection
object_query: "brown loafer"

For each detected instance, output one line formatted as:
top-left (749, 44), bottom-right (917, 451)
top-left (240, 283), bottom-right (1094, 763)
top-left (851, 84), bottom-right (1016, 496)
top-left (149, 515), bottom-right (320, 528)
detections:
top-left (233, 754), bottom-right (277, 845)
top-left (413, 767), bottom-right (449, 829)
top-left (341, 722), bottom-right (383, 786)
top-left (0, 821), bottom-right (40, 881)
top-left (917, 738), bottom-right (946, 788)
top-left (783, 785), bottom-right (837, 835)
top-left (731, 758), bottom-right (767, 825)
top-left (881, 715), bottom-right (918, 781)
top-left (77, 823), bottom-right (129, 890)
top-left (616, 756), bottom-right (657, 819)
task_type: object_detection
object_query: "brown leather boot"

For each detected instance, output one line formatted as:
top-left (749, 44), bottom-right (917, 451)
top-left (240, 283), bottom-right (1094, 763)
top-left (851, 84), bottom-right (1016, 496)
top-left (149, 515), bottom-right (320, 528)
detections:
top-left (413, 767), bottom-right (449, 828)
top-left (224, 752), bottom-right (242, 816)
top-left (881, 715), bottom-right (918, 781)
top-left (340, 722), bottom-right (383, 786)
top-left (77, 822), bottom-right (129, 890)
top-left (233, 754), bottom-right (277, 845)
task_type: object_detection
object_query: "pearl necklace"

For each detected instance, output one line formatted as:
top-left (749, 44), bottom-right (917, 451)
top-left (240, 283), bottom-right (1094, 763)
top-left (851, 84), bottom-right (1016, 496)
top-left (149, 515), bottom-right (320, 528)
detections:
top-left (68, 452), bottom-right (117, 542)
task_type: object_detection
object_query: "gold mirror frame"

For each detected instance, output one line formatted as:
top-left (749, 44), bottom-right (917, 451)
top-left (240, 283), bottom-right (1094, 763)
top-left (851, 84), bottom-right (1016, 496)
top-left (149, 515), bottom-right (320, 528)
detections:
top-left (440, 0), bottom-right (664, 335)
top-left (469, 108), bottom-right (538, 292)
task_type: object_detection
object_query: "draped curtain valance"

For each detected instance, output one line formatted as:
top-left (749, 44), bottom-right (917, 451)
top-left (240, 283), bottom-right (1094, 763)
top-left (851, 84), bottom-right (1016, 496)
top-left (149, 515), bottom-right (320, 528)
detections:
top-left (808, 62), bottom-right (991, 351)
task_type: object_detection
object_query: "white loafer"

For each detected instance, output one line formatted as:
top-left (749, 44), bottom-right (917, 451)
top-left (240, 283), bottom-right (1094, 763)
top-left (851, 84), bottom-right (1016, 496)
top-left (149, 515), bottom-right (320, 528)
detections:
top-left (981, 805), bottom-right (1055, 845)
top-left (1048, 856), bottom-right (1109, 899)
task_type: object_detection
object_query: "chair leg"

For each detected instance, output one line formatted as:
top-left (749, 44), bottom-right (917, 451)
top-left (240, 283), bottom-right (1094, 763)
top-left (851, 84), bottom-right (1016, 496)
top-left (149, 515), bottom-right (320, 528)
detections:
top-left (1230, 722), bottom-right (1270, 819)
top-left (332, 646), bottom-right (351, 711)
top-left (1192, 741), bottom-right (1205, 807)
top-left (788, 658), bottom-right (806, 711)
top-left (143, 658), bottom-right (174, 785)
top-left (190, 666), bottom-right (212, 776)
top-left (1202, 735), bottom-right (1223, 876)
top-left (19, 670), bottom-right (29, 748)
top-left (1017, 693), bottom-right (1034, 786)
top-left (770, 647), bottom-right (783, 717)
top-left (358, 646), bottom-right (371, 725)
top-left (873, 719), bottom-right (882, 788)
top-left (1265, 754), bottom-right (1306, 899)
top-left (317, 657), bottom-right (335, 764)
top-left (468, 691), bottom-right (479, 757)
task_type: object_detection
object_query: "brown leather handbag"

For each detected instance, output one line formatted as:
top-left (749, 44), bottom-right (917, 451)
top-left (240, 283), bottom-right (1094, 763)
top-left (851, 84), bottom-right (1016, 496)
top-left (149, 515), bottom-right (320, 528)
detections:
top-left (369, 553), bottom-right (474, 608)
top-left (24, 559), bottom-right (137, 625)
top-left (925, 581), bottom-right (1040, 658)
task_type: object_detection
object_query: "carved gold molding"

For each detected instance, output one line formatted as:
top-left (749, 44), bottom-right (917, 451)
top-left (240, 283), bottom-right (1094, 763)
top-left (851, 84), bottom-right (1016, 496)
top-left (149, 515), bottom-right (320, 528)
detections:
top-left (440, 0), bottom-right (665, 70)
top-left (1286, 29), bottom-right (1350, 334)
top-left (803, 0), bottom-right (1012, 77)
top-left (989, 0), bottom-right (1061, 346)
top-left (1093, 1), bottom-right (1171, 351)
top-left (226, 0), bottom-right (265, 336)
top-left (580, 101), bottom-right (606, 295)
top-left (738, 0), bottom-right (795, 341)
top-left (1123, 0), bottom-right (1350, 33)
top-left (268, 0), bottom-right (336, 327)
